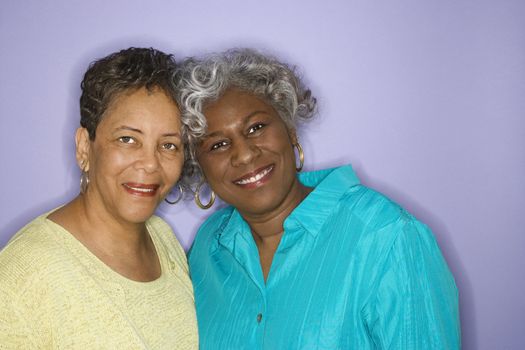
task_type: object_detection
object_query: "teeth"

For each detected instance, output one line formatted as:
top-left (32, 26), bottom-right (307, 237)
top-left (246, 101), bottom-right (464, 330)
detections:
top-left (131, 187), bottom-right (154, 193)
top-left (124, 185), bottom-right (155, 192)
top-left (236, 167), bottom-right (272, 185)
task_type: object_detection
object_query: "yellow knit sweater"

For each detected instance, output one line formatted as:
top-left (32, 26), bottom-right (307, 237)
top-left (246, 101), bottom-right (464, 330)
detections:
top-left (0, 213), bottom-right (198, 349)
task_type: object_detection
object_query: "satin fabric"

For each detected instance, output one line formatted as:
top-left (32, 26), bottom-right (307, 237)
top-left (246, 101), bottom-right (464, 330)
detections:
top-left (189, 165), bottom-right (460, 349)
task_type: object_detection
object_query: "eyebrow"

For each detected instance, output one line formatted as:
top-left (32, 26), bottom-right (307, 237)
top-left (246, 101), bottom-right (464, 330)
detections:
top-left (116, 125), bottom-right (181, 138)
top-left (204, 110), bottom-right (269, 139)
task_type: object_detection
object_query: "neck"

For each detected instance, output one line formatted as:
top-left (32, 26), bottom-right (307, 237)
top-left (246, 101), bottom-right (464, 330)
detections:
top-left (47, 193), bottom-right (160, 282)
top-left (52, 194), bottom-right (150, 260)
top-left (241, 180), bottom-right (312, 282)
top-left (81, 195), bottom-right (148, 250)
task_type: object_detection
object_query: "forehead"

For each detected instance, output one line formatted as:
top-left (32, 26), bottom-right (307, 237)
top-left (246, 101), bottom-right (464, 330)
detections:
top-left (203, 89), bottom-right (277, 126)
top-left (101, 87), bottom-right (181, 128)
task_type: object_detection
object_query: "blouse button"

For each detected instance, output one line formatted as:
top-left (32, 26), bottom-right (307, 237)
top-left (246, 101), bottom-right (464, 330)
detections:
top-left (256, 313), bottom-right (263, 323)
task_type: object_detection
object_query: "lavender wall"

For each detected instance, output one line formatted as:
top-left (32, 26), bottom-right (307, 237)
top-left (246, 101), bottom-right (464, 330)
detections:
top-left (1, 1), bottom-right (524, 348)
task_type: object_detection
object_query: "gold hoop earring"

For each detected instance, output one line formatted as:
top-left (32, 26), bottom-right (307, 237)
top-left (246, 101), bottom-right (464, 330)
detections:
top-left (194, 181), bottom-right (216, 209)
top-left (165, 183), bottom-right (184, 204)
top-left (294, 142), bottom-right (304, 172)
top-left (80, 160), bottom-right (90, 194)
top-left (80, 171), bottom-right (89, 194)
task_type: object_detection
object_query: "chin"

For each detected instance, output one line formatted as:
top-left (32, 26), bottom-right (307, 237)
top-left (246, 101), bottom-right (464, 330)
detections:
top-left (236, 196), bottom-right (285, 216)
top-left (120, 207), bottom-right (157, 224)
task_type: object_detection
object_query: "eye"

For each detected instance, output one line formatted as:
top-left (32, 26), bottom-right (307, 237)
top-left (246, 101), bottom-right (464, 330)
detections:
top-left (210, 140), bottom-right (229, 151)
top-left (162, 143), bottom-right (179, 151)
top-left (247, 123), bottom-right (265, 134)
top-left (118, 136), bottom-right (136, 144)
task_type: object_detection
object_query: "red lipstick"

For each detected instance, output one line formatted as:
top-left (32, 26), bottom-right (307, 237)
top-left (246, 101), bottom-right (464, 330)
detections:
top-left (122, 183), bottom-right (159, 197)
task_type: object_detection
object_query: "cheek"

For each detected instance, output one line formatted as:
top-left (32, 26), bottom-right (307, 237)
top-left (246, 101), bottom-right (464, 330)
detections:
top-left (169, 157), bottom-right (185, 179)
top-left (197, 154), bottom-right (219, 178)
top-left (262, 137), bottom-right (294, 160)
top-left (91, 147), bottom-right (129, 178)
top-left (160, 154), bottom-right (184, 179)
top-left (198, 157), bottom-right (231, 194)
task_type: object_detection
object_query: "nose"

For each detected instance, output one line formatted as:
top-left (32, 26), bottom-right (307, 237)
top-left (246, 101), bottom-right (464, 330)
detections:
top-left (136, 147), bottom-right (160, 173)
top-left (231, 139), bottom-right (261, 167)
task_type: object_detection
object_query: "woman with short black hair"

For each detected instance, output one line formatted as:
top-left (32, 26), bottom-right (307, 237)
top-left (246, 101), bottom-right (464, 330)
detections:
top-left (0, 47), bottom-right (198, 349)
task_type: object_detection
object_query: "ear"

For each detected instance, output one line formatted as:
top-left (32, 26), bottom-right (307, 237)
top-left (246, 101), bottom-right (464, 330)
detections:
top-left (75, 127), bottom-right (91, 171)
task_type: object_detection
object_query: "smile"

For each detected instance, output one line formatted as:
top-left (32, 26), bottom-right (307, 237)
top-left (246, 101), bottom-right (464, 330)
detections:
top-left (234, 165), bottom-right (274, 186)
top-left (123, 183), bottom-right (159, 196)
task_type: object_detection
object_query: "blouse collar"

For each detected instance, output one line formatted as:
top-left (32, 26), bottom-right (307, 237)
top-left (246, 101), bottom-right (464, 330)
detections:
top-left (216, 165), bottom-right (361, 249)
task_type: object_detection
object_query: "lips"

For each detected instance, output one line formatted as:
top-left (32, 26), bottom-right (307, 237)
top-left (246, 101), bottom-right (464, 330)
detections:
top-left (122, 183), bottom-right (160, 197)
top-left (233, 165), bottom-right (274, 187)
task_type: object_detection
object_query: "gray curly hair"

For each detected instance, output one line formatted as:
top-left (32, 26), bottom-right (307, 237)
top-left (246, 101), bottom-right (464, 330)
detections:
top-left (175, 48), bottom-right (317, 187)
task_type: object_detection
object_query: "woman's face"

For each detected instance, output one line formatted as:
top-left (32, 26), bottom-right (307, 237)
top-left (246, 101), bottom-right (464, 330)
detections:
top-left (78, 87), bottom-right (184, 225)
top-left (196, 88), bottom-right (302, 218)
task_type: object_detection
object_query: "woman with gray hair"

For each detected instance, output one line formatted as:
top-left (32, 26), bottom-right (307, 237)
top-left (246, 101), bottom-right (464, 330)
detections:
top-left (178, 49), bottom-right (460, 349)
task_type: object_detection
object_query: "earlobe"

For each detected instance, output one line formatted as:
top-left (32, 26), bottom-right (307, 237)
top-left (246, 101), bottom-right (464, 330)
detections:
top-left (75, 127), bottom-right (91, 171)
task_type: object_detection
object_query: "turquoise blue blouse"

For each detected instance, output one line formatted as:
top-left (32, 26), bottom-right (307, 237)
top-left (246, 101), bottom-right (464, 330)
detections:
top-left (188, 166), bottom-right (460, 349)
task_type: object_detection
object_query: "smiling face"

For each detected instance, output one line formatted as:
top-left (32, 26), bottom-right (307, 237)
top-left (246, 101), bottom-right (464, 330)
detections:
top-left (77, 87), bottom-right (184, 225)
top-left (196, 88), bottom-right (305, 219)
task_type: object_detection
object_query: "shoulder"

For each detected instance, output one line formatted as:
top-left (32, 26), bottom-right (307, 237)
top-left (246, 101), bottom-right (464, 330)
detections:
top-left (147, 215), bottom-right (176, 240)
top-left (335, 184), bottom-right (455, 289)
top-left (330, 183), bottom-right (442, 263)
top-left (337, 184), bottom-right (407, 232)
top-left (188, 206), bottom-right (234, 258)
top-left (0, 215), bottom-right (66, 296)
top-left (147, 215), bottom-right (188, 268)
top-left (344, 185), bottom-right (439, 249)
top-left (195, 206), bottom-right (234, 243)
top-left (0, 215), bottom-right (64, 271)
top-left (306, 165), bottom-right (406, 232)
top-left (342, 186), bottom-right (449, 278)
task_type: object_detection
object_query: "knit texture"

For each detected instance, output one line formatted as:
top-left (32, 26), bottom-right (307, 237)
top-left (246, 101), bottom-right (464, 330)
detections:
top-left (0, 213), bottom-right (198, 349)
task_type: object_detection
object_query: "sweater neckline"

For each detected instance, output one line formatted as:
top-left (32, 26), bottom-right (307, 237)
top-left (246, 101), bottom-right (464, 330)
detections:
top-left (41, 212), bottom-right (168, 290)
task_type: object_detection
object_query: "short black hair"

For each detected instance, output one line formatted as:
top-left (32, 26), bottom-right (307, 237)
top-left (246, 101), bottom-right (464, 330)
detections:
top-left (79, 47), bottom-right (177, 140)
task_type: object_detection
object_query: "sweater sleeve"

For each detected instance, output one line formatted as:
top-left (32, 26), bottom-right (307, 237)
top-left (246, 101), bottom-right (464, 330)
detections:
top-left (362, 216), bottom-right (460, 349)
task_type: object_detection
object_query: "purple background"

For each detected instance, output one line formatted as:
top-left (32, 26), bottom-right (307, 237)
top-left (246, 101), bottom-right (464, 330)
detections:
top-left (1, 1), bottom-right (524, 348)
